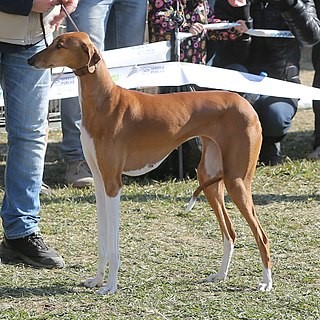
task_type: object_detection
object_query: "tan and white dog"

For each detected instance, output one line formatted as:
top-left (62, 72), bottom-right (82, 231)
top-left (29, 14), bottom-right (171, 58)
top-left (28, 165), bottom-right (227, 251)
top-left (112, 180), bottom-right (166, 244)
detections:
top-left (28, 32), bottom-right (272, 294)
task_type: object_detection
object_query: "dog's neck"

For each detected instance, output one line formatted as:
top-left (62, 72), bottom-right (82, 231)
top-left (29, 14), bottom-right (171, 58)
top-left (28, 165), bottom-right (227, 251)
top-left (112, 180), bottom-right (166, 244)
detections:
top-left (73, 56), bottom-right (102, 76)
top-left (77, 57), bottom-right (117, 116)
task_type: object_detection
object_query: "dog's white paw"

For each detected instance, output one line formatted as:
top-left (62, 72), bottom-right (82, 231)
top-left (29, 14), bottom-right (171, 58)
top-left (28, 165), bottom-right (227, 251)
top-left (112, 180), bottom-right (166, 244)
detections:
top-left (257, 281), bottom-right (272, 292)
top-left (83, 277), bottom-right (103, 288)
top-left (96, 282), bottom-right (117, 295)
top-left (258, 267), bottom-right (272, 291)
top-left (204, 273), bottom-right (227, 283)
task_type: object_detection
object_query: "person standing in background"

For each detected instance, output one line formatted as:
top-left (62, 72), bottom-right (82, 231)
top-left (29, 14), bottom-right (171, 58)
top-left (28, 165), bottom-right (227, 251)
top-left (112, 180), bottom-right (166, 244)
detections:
top-left (60, 0), bottom-right (148, 188)
top-left (213, 0), bottom-right (320, 165)
top-left (307, 1), bottom-right (320, 159)
top-left (0, 0), bottom-right (78, 268)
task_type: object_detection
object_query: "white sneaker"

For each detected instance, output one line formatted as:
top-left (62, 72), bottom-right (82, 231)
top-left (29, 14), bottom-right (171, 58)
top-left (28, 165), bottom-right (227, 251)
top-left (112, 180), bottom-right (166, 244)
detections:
top-left (65, 160), bottom-right (93, 188)
top-left (307, 146), bottom-right (320, 160)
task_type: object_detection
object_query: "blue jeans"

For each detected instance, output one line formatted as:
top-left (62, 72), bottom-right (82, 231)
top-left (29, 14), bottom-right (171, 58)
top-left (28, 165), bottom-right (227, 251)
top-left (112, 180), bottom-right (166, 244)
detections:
top-left (0, 39), bottom-right (51, 239)
top-left (60, 0), bottom-right (147, 162)
top-left (253, 95), bottom-right (297, 140)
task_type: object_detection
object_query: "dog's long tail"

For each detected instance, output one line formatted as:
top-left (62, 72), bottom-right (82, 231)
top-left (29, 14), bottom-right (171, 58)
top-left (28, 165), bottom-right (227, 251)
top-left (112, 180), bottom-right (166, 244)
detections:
top-left (185, 175), bottom-right (223, 212)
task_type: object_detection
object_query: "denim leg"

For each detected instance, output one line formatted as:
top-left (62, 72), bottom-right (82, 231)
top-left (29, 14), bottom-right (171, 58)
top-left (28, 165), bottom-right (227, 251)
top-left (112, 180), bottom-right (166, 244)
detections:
top-left (0, 40), bottom-right (50, 239)
top-left (60, 97), bottom-right (84, 162)
top-left (105, 0), bottom-right (147, 50)
top-left (60, 0), bottom-right (114, 162)
top-left (253, 95), bottom-right (298, 139)
top-left (68, 0), bottom-right (113, 50)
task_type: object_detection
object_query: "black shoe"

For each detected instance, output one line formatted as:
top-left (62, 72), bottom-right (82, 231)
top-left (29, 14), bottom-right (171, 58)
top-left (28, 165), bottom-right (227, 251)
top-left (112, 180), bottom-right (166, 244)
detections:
top-left (259, 141), bottom-right (282, 166)
top-left (0, 233), bottom-right (65, 269)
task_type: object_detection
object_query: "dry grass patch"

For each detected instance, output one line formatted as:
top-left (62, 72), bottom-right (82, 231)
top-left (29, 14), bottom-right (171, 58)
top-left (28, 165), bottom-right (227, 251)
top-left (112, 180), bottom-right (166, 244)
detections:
top-left (0, 109), bottom-right (319, 319)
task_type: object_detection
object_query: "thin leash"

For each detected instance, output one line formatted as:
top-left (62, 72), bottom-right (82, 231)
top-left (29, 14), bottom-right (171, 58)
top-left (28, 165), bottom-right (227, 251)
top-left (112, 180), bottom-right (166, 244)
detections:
top-left (40, 3), bottom-right (80, 47)
top-left (61, 4), bottom-right (80, 32)
top-left (51, 4), bottom-right (81, 87)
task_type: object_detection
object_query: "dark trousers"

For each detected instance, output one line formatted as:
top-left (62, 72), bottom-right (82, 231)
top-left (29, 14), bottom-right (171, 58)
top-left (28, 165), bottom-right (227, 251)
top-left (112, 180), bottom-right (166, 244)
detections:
top-left (226, 63), bottom-right (297, 142)
top-left (312, 42), bottom-right (320, 149)
top-left (253, 95), bottom-right (297, 141)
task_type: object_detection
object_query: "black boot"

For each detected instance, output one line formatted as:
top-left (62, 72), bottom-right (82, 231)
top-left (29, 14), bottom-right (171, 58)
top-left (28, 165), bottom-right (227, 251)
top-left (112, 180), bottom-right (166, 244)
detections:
top-left (259, 138), bottom-right (282, 166)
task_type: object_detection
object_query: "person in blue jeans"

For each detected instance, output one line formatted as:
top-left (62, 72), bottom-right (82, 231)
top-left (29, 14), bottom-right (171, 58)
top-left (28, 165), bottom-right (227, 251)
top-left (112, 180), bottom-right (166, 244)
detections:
top-left (61, 0), bottom-right (147, 188)
top-left (0, 0), bottom-right (78, 268)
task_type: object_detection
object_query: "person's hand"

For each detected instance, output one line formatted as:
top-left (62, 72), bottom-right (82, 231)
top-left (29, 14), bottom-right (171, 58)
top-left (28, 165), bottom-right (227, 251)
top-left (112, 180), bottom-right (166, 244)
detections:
top-left (32, 0), bottom-right (60, 13)
top-left (60, 0), bottom-right (78, 15)
top-left (227, 0), bottom-right (247, 7)
top-left (189, 23), bottom-right (204, 36)
top-left (50, 0), bottom-right (79, 30)
top-left (235, 20), bottom-right (249, 34)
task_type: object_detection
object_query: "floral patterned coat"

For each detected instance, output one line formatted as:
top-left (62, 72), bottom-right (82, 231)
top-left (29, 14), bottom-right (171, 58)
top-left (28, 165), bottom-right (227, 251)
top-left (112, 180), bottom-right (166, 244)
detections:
top-left (148, 0), bottom-right (240, 65)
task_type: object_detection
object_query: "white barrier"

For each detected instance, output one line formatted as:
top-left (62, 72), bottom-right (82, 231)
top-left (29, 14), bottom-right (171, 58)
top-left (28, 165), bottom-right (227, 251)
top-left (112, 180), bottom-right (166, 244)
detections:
top-left (0, 41), bottom-right (172, 105)
top-left (0, 40), bottom-right (318, 106)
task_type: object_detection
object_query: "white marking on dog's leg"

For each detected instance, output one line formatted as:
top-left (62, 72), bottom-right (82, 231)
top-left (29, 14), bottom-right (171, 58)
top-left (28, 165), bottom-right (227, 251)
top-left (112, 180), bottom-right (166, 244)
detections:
top-left (81, 129), bottom-right (105, 288)
top-left (80, 128), bottom-right (120, 294)
top-left (205, 235), bottom-right (234, 282)
top-left (257, 266), bottom-right (272, 292)
top-left (83, 167), bottom-right (109, 289)
top-left (96, 191), bottom-right (121, 295)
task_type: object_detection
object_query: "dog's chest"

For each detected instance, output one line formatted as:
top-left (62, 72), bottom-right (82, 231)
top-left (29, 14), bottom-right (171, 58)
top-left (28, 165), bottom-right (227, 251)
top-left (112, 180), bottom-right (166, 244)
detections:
top-left (80, 126), bottom-right (98, 164)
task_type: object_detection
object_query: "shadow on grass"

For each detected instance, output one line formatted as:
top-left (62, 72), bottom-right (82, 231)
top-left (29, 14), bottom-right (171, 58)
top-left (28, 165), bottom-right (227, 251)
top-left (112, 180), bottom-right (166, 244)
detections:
top-left (0, 258), bottom-right (85, 298)
top-left (282, 129), bottom-right (314, 160)
top-left (0, 284), bottom-right (78, 298)
top-left (39, 188), bottom-right (320, 208)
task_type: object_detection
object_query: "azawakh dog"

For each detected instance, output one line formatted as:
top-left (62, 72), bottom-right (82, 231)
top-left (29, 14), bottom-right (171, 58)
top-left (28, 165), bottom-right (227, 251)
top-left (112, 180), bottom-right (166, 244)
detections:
top-left (28, 32), bottom-right (272, 294)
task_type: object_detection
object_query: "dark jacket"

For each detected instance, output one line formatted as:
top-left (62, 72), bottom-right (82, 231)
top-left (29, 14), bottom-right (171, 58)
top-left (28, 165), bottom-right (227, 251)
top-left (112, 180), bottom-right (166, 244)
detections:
top-left (213, 0), bottom-right (320, 83)
top-left (312, 1), bottom-right (320, 88)
top-left (0, 1), bottom-right (33, 16)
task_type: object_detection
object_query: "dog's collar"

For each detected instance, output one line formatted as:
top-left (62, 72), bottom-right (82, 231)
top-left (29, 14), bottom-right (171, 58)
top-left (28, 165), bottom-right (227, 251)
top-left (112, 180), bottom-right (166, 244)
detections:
top-left (73, 59), bottom-right (101, 76)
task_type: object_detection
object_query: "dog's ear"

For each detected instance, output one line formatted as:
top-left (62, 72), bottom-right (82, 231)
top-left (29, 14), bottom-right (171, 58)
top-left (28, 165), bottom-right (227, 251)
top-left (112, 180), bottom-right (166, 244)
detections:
top-left (82, 42), bottom-right (101, 74)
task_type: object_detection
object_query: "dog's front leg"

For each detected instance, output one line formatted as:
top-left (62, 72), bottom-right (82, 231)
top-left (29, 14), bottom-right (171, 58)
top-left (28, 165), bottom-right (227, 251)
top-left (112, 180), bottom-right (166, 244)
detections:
top-left (83, 174), bottom-right (108, 289)
top-left (81, 129), bottom-right (121, 294)
top-left (84, 186), bottom-right (121, 294)
top-left (96, 191), bottom-right (121, 294)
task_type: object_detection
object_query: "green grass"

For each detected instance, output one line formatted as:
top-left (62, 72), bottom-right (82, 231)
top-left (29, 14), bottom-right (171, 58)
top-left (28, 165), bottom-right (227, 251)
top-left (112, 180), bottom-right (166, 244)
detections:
top-left (0, 109), bottom-right (319, 319)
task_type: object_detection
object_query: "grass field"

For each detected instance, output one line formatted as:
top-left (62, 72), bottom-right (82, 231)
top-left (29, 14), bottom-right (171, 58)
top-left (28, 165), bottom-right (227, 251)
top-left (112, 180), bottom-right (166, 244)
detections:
top-left (0, 107), bottom-right (319, 319)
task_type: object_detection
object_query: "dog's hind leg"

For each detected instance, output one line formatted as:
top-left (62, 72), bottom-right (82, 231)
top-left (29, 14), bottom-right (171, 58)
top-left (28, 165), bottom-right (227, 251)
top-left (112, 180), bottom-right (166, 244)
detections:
top-left (201, 182), bottom-right (236, 283)
top-left (224, 176), bottom-right (272, 291)
top-left (197, 138), bottom-right (236, 283)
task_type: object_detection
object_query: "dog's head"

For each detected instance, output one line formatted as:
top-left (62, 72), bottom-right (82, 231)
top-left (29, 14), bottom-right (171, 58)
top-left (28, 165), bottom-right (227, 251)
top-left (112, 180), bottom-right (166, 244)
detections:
top-left (28, 32), bottom-right (101, 75)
